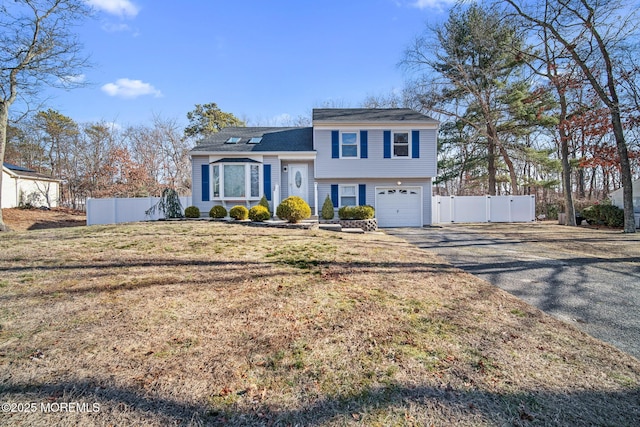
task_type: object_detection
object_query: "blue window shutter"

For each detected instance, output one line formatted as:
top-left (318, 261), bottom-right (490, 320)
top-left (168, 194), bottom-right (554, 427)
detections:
top-left (201, 164), bottom-right (210, 201)
top-left (360, 130), bottom-right (368, 159)
top-left (331, 184), bottom-right (339, 208)
top-left (383, 131), bottom-right (391, 158)
top-left (263, 164), bottom-right (272, 201)
top-left (331, 131), bottom-right (339, 158)
top-left (412, 130), bottom-right (420, 158)
top-left (359, 184), bottom-right (366, 206)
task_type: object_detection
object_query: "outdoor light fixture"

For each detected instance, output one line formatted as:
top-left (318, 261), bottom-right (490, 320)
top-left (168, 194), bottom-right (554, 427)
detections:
top-left (397, 181), bottom-right (402, 186)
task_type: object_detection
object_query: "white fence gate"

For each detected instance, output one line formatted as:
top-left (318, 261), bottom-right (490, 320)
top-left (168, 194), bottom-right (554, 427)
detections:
top-left (86, 196), bottom-right (192, 226)
top-left (432, 195), bottom-right (535, 224)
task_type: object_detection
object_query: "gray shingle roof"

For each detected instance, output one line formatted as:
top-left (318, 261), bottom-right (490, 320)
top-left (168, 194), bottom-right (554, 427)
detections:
top-left (3, 162), bottom-right (60, 181)
top-left (312, 108), bottom-right (438, 123)
top-left (190, 127), bottom-right (313, 153)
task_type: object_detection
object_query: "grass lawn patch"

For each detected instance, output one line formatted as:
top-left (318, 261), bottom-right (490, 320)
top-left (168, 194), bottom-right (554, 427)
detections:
top-left (0, 222), bottom-right (638, 426)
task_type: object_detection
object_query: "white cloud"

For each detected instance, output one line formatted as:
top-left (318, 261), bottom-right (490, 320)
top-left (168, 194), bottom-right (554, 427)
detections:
top-left (101, 22), bottom-right (131, 32)
top-left (101, 78), bottom-right (162, 99)
top-left (86, 0), bottom-right (140, 18)
top-left (411, 0), bottom-right (456, 10)
top-left (60, 74), bottom-right (86, 85)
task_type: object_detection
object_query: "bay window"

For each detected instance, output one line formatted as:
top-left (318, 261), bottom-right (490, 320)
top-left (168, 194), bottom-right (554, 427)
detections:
top-left (211, 162), bottom-right (262, 199)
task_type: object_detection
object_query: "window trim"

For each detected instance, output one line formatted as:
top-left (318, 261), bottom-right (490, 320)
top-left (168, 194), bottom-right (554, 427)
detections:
top-left (392, 131), bottom-right (411, 159)
top-left (338, 184), bottom-right (358, 207)
top-left (210, 163), bottom-right (263, 200)
top-left (340, 131), bottom-right (359, 159)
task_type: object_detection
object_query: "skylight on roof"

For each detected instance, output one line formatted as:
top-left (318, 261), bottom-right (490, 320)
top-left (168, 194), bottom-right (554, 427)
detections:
top-left (248, 137), bottom-right (262, 144)
top-left (225, 137), bottom-right (241, 144)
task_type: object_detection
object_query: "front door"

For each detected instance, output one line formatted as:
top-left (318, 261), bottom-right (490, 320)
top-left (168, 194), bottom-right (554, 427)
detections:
top-left (288, 164), bottom-right (308, 202)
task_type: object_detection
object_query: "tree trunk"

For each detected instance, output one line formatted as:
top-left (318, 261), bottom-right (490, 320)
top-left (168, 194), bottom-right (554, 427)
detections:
top-left (498, 143), bottom-right (518, 195)
top-left (0, 103), bottom-right (9, 231)
top-left (487, 123), bottom-right (497, 196)
top-left (611, 114), bottom-right (636, 232)
top-left (558, 94), bottom-right (576, 226)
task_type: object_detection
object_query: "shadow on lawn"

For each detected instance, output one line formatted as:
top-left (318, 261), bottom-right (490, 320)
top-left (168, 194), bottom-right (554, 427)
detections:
top-left (0, 258), bottom-right (456, 302)
top-left (1, 379), bottom-right (638, 426)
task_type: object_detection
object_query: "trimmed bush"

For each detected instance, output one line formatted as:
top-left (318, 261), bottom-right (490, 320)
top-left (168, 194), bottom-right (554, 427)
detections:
top-left (229, 205), bottom-right (249, 220)
top-left (276, 196), bottom-right (311, 223)
top-left (338, 205), bottom-right (375, 220)
top-left (249, 205), bottom-right (271, 222)
top-left (184, 206), bottom-right (200, 218)
top-left (258, 195), bottom-right (271, 215)
top-left (321, 195), bottom-right (335, 220)
top-left (209, 205), bottom-right (227, 219)
top-left (582, 203), bottom-right (624, 227)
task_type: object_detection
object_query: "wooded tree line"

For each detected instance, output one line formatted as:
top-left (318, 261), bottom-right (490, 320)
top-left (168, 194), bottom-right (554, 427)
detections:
top-left (4, 111), bottom-right (191, 209)
top-left (365, 0), bottom-right (640, 231)
top-left (2, 0), bottom-right (638, 231)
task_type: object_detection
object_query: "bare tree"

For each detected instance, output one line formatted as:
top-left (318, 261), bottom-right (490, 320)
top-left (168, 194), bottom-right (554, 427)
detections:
top-left (501, 0), bottom-right (638, 231)
top-left (0, 0), bottom-right (90, 230)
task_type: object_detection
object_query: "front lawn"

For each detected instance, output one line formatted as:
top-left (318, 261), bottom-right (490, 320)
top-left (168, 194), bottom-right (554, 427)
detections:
top-left (0, 222), bottom-right (638, 426)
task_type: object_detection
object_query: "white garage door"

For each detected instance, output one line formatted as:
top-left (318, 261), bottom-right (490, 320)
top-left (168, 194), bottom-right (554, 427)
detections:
top-left (376, 187), bottom-right (422, 227)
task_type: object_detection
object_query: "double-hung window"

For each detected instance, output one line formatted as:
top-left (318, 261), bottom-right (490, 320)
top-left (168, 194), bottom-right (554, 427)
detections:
top-left (212, 163), bottom-right (261, 199)
top-left (341, 132), bottom-right (358, 158)
top-left (393, 132), bottom-right (410, 158)
top-left (340, 185), bottom-right (357, 207)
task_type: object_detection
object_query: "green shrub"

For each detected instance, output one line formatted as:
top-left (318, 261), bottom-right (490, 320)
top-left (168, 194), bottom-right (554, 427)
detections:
top-left (276, 196), bottom-right (311, 223)
top-left (229, 205), bottom-right (249, 220)
top-left (184, 206), bottom-right (200, 218)
top-left (258, 195), bottom-right (271, 215)
top-left (209, 205), bottom-right (227, 219)
top-left (581, 203), bottom-right (624, 227)
top-left (321, 195), bottom-right (335, 220)
top-left (249, 205), bottom-right (271, 222)
top-left (338, 205), bottom-right (375, 220)
top-left (338, 206), bottom-right (350, 220)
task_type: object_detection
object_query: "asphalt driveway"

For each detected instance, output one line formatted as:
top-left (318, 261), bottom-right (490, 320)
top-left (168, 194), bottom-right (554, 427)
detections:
top-left (387, 223), bottom-right (640, 360)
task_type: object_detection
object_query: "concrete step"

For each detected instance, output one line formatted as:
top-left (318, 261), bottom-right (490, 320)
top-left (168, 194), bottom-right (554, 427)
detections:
top-left (319, 223), bottom-right (342, 232)
top-left (341, 228), bottom-right (365, 234)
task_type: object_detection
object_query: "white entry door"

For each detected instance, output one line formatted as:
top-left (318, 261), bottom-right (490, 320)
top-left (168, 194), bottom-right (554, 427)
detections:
top-left (288, 164), bottom-right (308, 202)
top-left (376, 187), bottom-right (422, 227)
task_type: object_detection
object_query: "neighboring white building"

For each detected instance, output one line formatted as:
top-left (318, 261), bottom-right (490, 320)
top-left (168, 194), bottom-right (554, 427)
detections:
top-left (1, 163), bottom-right (61, 208)
top-left (609, 178), bottom-right (640, 227)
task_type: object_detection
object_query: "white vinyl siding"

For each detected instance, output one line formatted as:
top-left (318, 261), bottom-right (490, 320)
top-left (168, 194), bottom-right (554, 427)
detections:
top-left (314, 129), bottom-right (437, 179)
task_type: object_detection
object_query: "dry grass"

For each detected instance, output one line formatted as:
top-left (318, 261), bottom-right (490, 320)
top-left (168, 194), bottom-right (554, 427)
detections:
top-left (0, 221), bottom-right (638, 426)
top-left (2, 207), bottom-right (86, 231)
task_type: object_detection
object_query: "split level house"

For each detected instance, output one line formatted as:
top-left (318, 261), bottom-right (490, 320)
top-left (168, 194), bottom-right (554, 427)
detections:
top-left (189, 108), bottom-right (439, 227)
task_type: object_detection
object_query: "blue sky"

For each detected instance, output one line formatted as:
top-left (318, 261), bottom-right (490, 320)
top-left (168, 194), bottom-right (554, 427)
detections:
top-left (43, 0), bottom-right (456, 128)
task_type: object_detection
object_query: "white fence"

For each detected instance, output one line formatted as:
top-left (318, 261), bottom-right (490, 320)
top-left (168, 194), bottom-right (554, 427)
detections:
top-left (432, 195), bottom-right (536, 224)
top-left (86, 196), bottom-right (192, 226)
